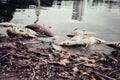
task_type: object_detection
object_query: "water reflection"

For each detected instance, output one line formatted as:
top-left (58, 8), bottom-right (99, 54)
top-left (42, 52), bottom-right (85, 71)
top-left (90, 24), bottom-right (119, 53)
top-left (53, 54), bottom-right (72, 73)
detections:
top-left (0, 0), bottom-right (54, 22)
top-left (72, 0), bottom-right (84, 21)
top-left (72, 0), bottom-right (120, 21)
top-left (104, 1), bottom-right (120, 9)
top-left (41, 0), bottom-right (53, 6)
top-left (0, 0), bottom-right (119, 22)
top-left (0, 1), bottom-right (15, 22)
top-left (88, 0), bottom-right (120, 9)
top-left (91, 0), bottom-right (103, 6)
top-left (55, 0), bottom-right (62, 8)
top-left (0, 0), bottom-right (120, 42)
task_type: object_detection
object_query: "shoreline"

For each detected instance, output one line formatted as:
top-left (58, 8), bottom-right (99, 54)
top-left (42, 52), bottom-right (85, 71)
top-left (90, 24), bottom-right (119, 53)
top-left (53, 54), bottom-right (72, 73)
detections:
top-left (0, 36), bottom-right (119, 80)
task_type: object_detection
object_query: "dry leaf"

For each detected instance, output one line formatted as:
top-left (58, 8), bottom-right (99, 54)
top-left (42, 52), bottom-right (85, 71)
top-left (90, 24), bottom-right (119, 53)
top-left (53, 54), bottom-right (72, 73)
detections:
top-left (59, 59), bottom-right (70, 66)
top-left (83, 63), bottom-right (96, 67)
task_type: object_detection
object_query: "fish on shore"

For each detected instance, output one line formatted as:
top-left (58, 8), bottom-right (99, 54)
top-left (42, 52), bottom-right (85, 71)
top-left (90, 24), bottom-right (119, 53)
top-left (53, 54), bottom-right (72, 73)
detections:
top-left (7, 27), bottom-right (38, 38)
top-left (25, 23), bottom-right (54, 37)
top-left (58, 34), bottom-right (106, 46)
top-left (67, 29), bottom-right (95, 37)
top-left (0, 22), bottom-right (54, 38)
top-left (106, 42), bottom-right (120, 49)
top-left (0, 22), bottom-right (14, 27)
top-left (67, 28), bottom-right (95, 37)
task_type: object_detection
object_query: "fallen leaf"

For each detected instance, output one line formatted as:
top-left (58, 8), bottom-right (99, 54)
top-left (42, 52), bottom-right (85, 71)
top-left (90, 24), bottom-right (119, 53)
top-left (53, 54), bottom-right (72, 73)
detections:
top-left (59, 59), bottom-right (70, 66)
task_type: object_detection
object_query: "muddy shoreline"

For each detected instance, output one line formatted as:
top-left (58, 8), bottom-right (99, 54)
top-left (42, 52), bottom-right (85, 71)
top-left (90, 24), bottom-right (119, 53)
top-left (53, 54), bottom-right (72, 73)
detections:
top-left (0, 36), bottom-right (120, 80)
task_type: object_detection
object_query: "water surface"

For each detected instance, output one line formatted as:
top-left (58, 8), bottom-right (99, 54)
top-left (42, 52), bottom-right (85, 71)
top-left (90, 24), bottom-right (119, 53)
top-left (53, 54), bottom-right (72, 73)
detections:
top-left (0, 0), bottom-right (120, 42)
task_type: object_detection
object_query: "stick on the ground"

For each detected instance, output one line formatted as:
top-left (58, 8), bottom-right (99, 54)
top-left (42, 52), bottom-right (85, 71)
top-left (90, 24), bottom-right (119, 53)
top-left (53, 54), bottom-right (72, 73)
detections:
top-left (93, 71), bottom-right (117, 80)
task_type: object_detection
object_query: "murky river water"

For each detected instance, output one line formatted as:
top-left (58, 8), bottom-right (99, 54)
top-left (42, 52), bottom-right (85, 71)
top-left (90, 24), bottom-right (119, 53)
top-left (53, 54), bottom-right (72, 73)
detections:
top-left (0, 0), bottom-right (120, 42)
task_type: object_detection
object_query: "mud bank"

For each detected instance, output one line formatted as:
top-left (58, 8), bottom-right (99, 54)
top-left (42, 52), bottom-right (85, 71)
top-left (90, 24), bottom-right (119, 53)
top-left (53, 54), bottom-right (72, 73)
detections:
top-left (0, 36), bottom-right (120, 80)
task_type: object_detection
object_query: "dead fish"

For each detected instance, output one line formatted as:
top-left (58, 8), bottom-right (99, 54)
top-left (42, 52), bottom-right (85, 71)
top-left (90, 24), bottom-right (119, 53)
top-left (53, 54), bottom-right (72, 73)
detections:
top-left (7, 27), bottom-right (38, 38)
top-left (0, 22), bottom-right (14, 27)
top-left (52, 43), bottom-right (64, 51)
top-left (106, 42), bottom-right (120, 49)
top-left (58, 35), bottom-right (106, 46)
top-left (67, 29), bottom-right (95, 37)
top-left (25, 23), bottom-right (54, 37)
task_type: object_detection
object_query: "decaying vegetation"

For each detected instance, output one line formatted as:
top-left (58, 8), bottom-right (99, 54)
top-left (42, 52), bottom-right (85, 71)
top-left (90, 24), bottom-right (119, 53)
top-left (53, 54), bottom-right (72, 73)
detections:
top-left (0, 36), bottom-right (120, 80)
top-left (0, 0), bottom-right (120, 79)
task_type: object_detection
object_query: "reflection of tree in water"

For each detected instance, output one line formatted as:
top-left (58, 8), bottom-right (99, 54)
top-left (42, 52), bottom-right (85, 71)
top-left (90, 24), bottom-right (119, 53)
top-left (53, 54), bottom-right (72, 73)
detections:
top-left (88, 0), bottom-right (120, 9)
top-left (91, 0), bottom-right (103, 6)
top-left (0, 0), bottom-right (15, 22)
top-left (105, 0), bottom-right (120, 9)
top-left (72, 0), bottom-right (84, 21)
top-left (41, 0), bottom-right (53, 6)
top-left (0, 0), bottom-right (54, 22)
top-left (56, 0), bottom-right (62, 5)
top-left (56, 0), bottom-right (62, 8)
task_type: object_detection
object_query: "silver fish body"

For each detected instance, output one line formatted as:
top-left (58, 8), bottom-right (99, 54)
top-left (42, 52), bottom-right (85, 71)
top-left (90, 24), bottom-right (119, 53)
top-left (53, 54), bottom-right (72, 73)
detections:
top-left (7, 27), bottom-right (38, 38)
top-left (59, 35), bottom-right (106, 46)
top-left (67, 29), bottom-right (95, 37)
top-left (25, 23), bottom-right (54, 37)
top-left (0, 22), bottom-right (15, 27)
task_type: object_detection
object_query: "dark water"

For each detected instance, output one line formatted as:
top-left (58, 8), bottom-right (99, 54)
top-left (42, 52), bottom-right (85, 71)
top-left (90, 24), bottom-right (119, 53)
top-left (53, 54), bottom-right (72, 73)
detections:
top-left (0, 0), bottom-right (120, 42)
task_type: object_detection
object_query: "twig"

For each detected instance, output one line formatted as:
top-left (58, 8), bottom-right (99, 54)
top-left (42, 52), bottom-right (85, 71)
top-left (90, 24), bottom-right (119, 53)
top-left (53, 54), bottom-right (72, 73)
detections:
top-left (109, 69), bottom-right (120, 75)
top-left (102, 53), bottom-right (118, 62)
top-left (0, 53), bottom-right (11, 59)
top-left (93, 71), bottom-right (117, 80)
top-left (30, 66), bottom-right (36, 80)
top-left (95, 73), bottom-right (106, 80)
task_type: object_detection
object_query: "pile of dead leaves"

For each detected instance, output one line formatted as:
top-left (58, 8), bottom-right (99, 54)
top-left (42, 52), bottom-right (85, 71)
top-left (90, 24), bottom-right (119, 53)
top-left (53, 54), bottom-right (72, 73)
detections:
top-left (0, 37), bottom-right (120, 80)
